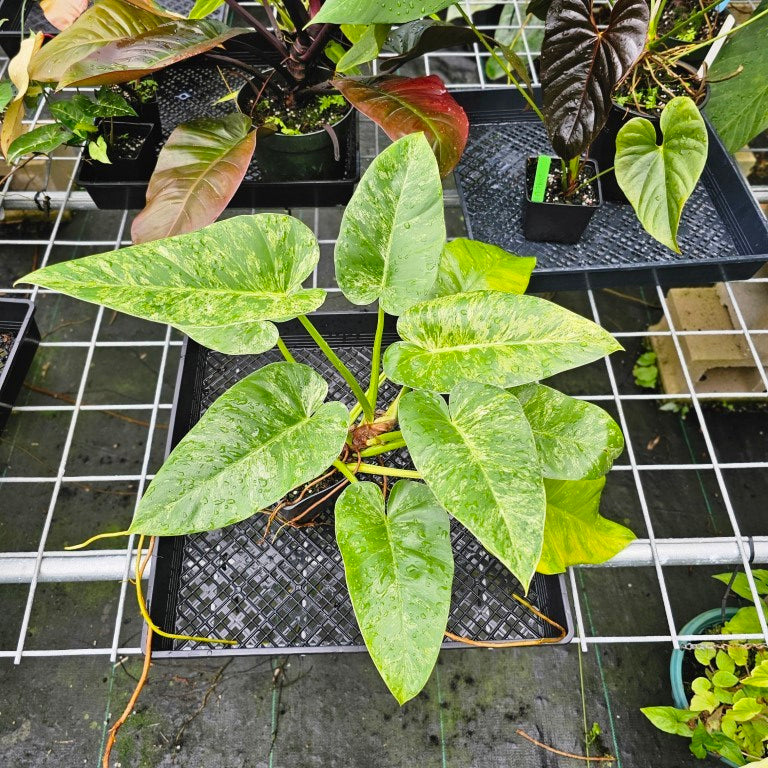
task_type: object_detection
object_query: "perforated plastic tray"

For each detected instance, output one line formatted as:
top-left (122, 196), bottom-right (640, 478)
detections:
top-left (453, 88), bottom-right (768, 291)
top-left (147, 312), bottom-right (573, 657)
top-left (0, 298), bottom-right (39, 434)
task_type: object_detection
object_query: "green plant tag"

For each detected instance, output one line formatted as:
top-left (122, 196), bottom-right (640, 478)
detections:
top-left (531, 155), bottom-right (551, 203)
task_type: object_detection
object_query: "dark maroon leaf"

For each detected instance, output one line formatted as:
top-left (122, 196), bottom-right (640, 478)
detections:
top-left (381, 20), bottom-right (479, 72)
top-left (526, 0), bottom-right (553, 21)
top-left (541, 0), bottom-right (649, 159)
top-left (333, 75), bottom-right (469, 176)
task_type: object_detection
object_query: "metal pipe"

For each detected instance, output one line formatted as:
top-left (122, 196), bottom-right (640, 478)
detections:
top-left (1, 537), bottom-right (767, 584)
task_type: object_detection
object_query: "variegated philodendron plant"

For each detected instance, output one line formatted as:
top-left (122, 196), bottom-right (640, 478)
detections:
top-left (19, 133), bottom-right (635, 703)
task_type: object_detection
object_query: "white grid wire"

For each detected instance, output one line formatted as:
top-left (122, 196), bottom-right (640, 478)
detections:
top-left (0, 0), bottom-right (766, 664)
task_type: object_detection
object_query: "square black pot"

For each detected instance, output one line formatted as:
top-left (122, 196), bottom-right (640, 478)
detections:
top-left (523, 157), bottom-right (602, 244)
top-left (0, 299), bottom-right (39, 433)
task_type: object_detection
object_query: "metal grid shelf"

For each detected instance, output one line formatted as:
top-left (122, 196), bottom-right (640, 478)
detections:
top-left (0, 0), bottom-right (766, 704)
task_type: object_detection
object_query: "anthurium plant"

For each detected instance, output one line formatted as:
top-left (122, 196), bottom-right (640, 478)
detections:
top-left (19, 132), bottom-right (634, 703)
top-left (643, 572), bottom-right (768, 766)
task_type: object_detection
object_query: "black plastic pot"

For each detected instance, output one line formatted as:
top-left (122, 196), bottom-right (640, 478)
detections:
top-left (237, 84), bottom-right (355, 184)
top-left (145, 312), bottom-right (573, 657)
top-left (523, 157), bottom-right (602, 244)
top-left (102, 120), bottom-right (158, 178)
top-left (76, 62), bottom-right (361, 210)
top-left (590, 66), bottom-right (710, 203)
top-left (0, 299), bottom-right (39, 433)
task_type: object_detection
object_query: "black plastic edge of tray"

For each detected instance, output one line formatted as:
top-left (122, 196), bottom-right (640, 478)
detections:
top-left (451, 87), bottom-right (768, 291)
top-left (75, 108), bottom-right (361, 211)
top-left (0, 298), bottom-right (40, 432)
top-left (144, 312), bottom-right (574, 658)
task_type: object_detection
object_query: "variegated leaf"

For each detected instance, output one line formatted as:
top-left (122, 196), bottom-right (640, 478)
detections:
top-left (335, 133), bottom-right (445, 315)
top-left (18, 214), bottom-right (324, 354)
top-left (130, 363), bottom-right (349, 535)
top-left (336, 480), bottom-right (453, 704)
top-left (399, 381), bottom-right (546, 590)
top-left (511, 383), bottom-right (624, 480)
top-left (383, 290), bottom-right (622, 393)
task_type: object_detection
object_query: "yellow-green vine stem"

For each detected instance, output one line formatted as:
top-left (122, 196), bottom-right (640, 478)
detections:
top-left (298, 314), bottom-right (374, 422)
top-left (348, 462), bottom-right (421, 479)
top-left (276, 337), bottom-right (295, 363)
top-left (359, 440), bottom-right (407, 458)
top-left (333, 459), bottom-right (359, 483)
top-left (367, 306), bottom-right (386, 411)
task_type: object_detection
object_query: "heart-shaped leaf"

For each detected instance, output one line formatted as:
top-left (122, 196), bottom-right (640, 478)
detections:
top-left (383, 290), bottom-right (622, 393)
top-left (40, 0), bottom-right (88, 30)
top-left (335, 480), bottom-right (453, 704)
top-left (399, 382), bottom-right (546, 590)
top-left (333, 75), bottom-right (469, 176)
top-left (541, 0), bottom-right (649, 159)
top-left (615, 96), bottom-right (708, 253)
top-left (511, 383), bottom-right (624, 480)
top-left (380, 20), bottom-right (479, 72)
top-left (427, 238), bottom-right (535, 298)
top-left (131, 115), bottom-right (258, 244)
top-left (7, 123), bottom-right (74, 163)
top-left (335, 132), bottom-right (445, 315)
top-left (59, 17), bottom-right (244, 87)
top-left (312, 0), bottom-right (455, 24)
top-left (18, 214), bottom-right (325, 354)
top-left (130, 362), bottom-right (348, 535)
top-left (536, 477), bottom-right (635, 573)
top-left (29, 0), bottom-right (171, 83)
top-left (706, 0), bottom-right (768, 153)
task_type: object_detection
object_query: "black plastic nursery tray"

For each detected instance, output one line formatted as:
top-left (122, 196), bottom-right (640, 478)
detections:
top-left (147, 312), bottom-right (573, 657)
top-left (76, 62), bottom-right (360, 210)
top-left (0, 298), bottom-right (39, 433)
top-left (0, 0), bottom-right (227, 57)
top-left (453, 88), bottom-right (768, 291)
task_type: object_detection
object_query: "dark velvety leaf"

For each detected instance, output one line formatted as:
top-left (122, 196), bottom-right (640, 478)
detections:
top-left (381, 20), bottom-right (479, 72)
top-left (131, 114), bottom-right (258, 244)
top-left (527, 0), bottom-right (553, 21)
top-left (312, 0), bottom-right (455, 24)
top-left (336, 480), bottom-right (453, 704)
top-left (541, 0), bottom-right (649, 159)
top-left (333, 75), bottom-right (469, 176)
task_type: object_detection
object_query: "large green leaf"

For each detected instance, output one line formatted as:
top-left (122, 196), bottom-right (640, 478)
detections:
top-left (29, 0), bottom-right (171, 82)
top-left (335, 480), bottom-right (453, 704)
top-left (511, 383), bottom-right (624, 480)
top-left (615, 96), bottom-right (708, 253)
top-left (427, 238), bottom-right (535, 298)
top-left (59, 17), bottom-right (244, 87)
top-left (706, 0), bottom-right (768, 153)
top-left (537, 477), bottom-right (635, 574)
top-left (336, 24), bottom-right (392, 73)
top-left (541, 0), bottom-right (649, 159)
top-left (131, 115), bottom-right (258, 244)
top-left (6, 123), bottom-right (74, 163)
top-left (333, 75), bottom-right (469, 176)
top-left (18, 214), bottom-right (324, 355)
top-left (334, 132), bottom-right (445, 315)
top-left (383, 290), bottom-right (622, 393)
top-left (399, 382), bottom-right (546, 590)
top-left (130, 362), bottom-right (348, 535)
top-left (312, 0), bottom-right (454, 24)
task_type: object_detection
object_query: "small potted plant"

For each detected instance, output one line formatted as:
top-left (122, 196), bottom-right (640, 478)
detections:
top-left (644, 571), bottom-right (768, 766)
top-left (18, 133), bottom-right (635, 705)
top-left (0, 298), bottom-right (39, 434)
